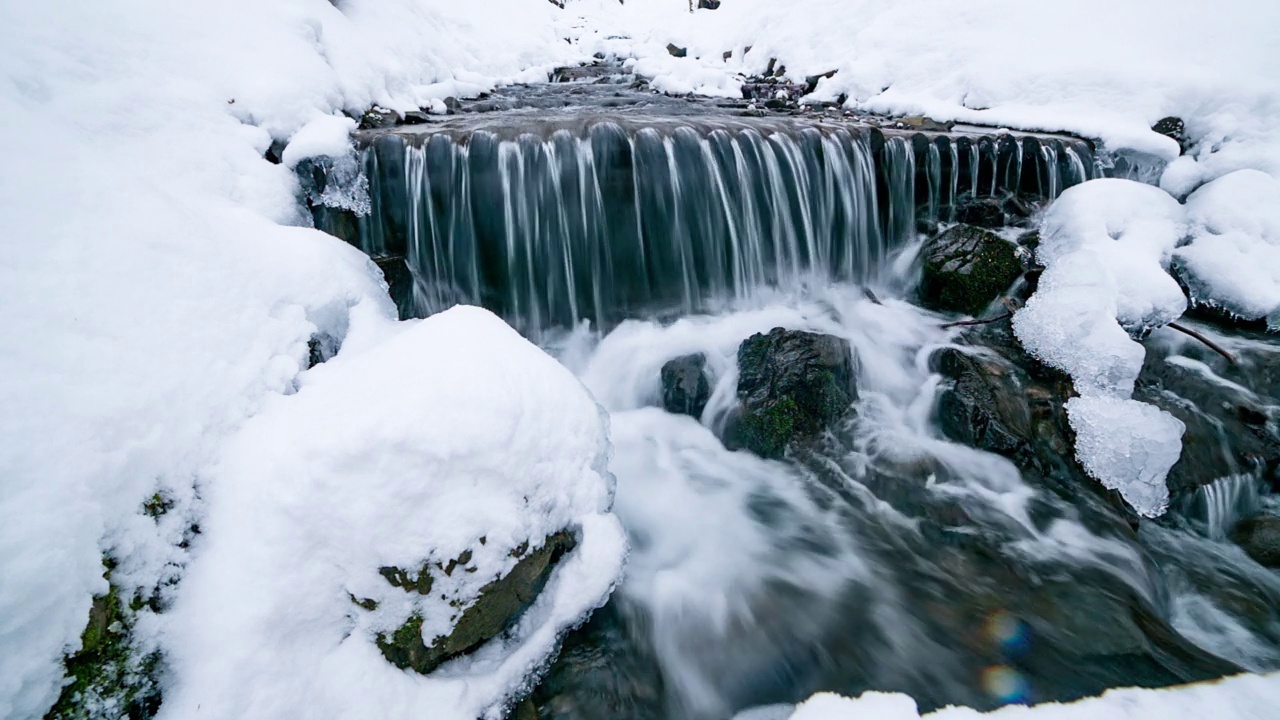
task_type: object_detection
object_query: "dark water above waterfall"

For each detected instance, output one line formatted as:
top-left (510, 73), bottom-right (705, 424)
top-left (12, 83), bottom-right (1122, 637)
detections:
top-left (304, 80), bottom-right (1279, 720)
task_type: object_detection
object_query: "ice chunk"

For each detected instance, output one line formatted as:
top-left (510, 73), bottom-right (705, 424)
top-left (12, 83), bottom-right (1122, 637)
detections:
top-left (1013, 179), bottom-right (1190, 517)
top-left (1012, 252), bottom-right (1146, 397)
top-left (1066, 396), bottom-right (1185, 518)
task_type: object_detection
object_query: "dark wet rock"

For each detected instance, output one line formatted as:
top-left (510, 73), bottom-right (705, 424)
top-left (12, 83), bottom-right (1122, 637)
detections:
top-left (443, 96), bottom-right (462, 114)
top-left (919, 224), bottom-right (1024, 316)
top-left (1232, 513), bottom-right (1280, 567)
top-left (375, 531), bottom-right (575, 675)
top-left (724, 329), bottom-right (856, 458)
top-left (916, 217), bottom-right (940, 237)
top-left (1152, 116), bottom-right (1188, 154)
top-left (697, 0), bottom-right (721, 8)
top-left (804, 70), bottom-right (838, 95)
top-left (374, 255), bottom-right (416, 321)
top-left (264, 138), bottom-right (288, 165)
top-left (953, 195), bottom-right (1006, 228)
top-left (1133, 334), bottom-right (1280, 500)
top-left (931, 347), bottom-right (1035, 463)
top-left (666, 43), bottom-right (687, 59)
top-left (661, 354), bottom-right (711, 419)
top-left (358, 106), bottom-right (400, 130)
top-left (401, 110), bottom-right (433, 125)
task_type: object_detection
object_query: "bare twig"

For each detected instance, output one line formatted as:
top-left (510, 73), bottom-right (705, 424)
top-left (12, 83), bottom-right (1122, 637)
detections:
top-left (1167, 321), bottom-right (1237, 365)
top-left (942, 311), bottom-right (1012, 330)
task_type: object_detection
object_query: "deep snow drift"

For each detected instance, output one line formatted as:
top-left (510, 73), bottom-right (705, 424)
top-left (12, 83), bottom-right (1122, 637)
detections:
top-left (3, 0), bottom-right (1280, 718)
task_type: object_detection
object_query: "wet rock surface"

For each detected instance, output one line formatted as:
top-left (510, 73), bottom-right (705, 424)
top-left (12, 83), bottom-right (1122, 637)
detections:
top-left (661, 354), bottom-right (711, 419)
top-left (724, 329), bottom-right (856, 458)
top-left (1232, 513), bottom-right (1280, 567)
top-left (374, 531), bottom-right (575, 675)
top-left (919, 225), bottom-right (1024, 316)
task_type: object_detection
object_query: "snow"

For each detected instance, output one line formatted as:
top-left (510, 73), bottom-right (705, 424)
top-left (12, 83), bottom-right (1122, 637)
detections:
top-left (785, 672), bottom-right (1280, 720)
top-left (282, 114), bottom-right (359, 169)
top-left (563, 0), bottom-right (1280, 179)
top-left (158, 306), bottom-right (625, 720)
top-left (1174, 169), bottom-right (1280, 327)
top-left (4, 0), bottom-right (1280, 717)
top-left (0, 1), bottom-right (585, 718)
top-left (1033, 180), bottom-right (1187, 334)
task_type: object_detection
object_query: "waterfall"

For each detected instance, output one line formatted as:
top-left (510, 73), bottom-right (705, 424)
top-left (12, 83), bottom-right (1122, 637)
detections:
top-left (319, 120), bottom-right (1097, 332)
top-left (1195, 474), bottom-right (1263, 540)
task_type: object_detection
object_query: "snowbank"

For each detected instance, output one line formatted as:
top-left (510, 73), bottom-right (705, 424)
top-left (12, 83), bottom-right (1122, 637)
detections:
top-left (1174, 169), bottom-right (1280, 328)
top-left (786, 672), bottom-right (1280, 720)
top-left (564, 0), bottom-right (1280, 180)
top-left (0, 1), bottom-right (583, 718)
top-left (159, 306), bottom-right (625, 720)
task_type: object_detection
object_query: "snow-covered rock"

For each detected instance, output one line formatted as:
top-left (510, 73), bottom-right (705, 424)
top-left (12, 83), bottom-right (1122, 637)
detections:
top-left (0, 1), bottom-right (583, 717)
top-left (1174, 169), bottom-right (1280, 329)
top-left (158, 306), bottom-right (626, 720)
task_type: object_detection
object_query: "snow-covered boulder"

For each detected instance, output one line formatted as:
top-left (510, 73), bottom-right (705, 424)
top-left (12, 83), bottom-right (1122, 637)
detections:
top-left (1173, 169), bottom-right (1280, 330)
top-left (158, 306), bottom-right (627, 720)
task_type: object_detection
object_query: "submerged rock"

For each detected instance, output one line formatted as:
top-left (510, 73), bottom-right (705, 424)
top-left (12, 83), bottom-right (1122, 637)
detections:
top-left (374, 531), bottom-right (576, 675)
top-left (725, 328), bottom-right (856, 459)
top-left (661, 353), bottom-right (711, 419)
top-left (954, 195), bottom-right (1005, 228)
top-left (919, 224), bottom-right (1023, 316)
top-left (1231, 513), bottom-right (1280, 567)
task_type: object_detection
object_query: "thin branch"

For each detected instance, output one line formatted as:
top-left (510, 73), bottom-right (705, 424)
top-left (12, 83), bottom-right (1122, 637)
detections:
top-left (1167, 321), bottom-right (1237, 365)
top-left (942, 312), bottom-right (1012, 329)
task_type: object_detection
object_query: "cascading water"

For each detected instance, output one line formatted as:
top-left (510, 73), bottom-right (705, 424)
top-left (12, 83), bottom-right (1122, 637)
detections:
top-left (302, 89), bottom-right (1278, 719)
top-left (329, 118), bottom-right (1096, 331)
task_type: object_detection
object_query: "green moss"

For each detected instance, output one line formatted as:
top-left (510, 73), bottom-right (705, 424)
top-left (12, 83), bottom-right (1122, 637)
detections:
top-left (46, 578), bottom-right (160, 720)
top-left (921, 225), bottom-right (1023, 316)
top-left (739, 396), bottom-right (800, 458)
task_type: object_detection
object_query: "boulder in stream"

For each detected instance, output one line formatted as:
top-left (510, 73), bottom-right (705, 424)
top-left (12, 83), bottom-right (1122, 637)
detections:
top-left (724, 328), bottom-right (856, 459)
top-left (661, 353), bottom-right (711, 419)
top-left (919, 224), bottom-right (1024, 316)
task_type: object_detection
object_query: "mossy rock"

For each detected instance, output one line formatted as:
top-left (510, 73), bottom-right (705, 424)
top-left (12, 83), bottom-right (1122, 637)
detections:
top-left (375, 531), bottom-right (576, 675)
top-left (46, 578), bottom-right (160, 720)
top-left (724, 328), bottom-right (856, 459)
top-left (919, 224), bottom-right (1023, 316)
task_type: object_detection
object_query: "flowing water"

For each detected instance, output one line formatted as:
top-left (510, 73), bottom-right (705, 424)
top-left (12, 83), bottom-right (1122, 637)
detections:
top-left (311, 80), bottom-right (1280, 719)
